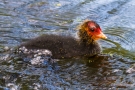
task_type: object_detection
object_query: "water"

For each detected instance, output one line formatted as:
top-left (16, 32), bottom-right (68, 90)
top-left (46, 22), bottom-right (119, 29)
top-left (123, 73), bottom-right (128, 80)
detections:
top-left (0, 0), bottom-right (135, 90)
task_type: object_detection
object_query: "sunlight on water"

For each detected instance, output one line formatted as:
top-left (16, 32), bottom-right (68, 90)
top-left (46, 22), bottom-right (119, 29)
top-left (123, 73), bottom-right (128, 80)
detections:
top-left (0, 0), bottom-right (135, 89)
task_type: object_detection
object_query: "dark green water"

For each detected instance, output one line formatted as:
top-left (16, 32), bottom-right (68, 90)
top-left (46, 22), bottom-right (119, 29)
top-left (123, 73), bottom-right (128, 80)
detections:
top-left (0, 0), bottom-right (135, 90)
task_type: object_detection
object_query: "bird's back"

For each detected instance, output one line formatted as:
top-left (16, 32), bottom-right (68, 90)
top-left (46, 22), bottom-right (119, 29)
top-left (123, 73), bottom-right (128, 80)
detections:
top-left (20, 34), bottom-right (101, 59)
top-left (21, 34), bottom-right (80, 58)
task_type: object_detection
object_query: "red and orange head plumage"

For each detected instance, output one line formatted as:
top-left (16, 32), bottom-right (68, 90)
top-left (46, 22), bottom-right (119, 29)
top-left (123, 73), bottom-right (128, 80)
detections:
top-left (77, 20), bottom-right (107, 42)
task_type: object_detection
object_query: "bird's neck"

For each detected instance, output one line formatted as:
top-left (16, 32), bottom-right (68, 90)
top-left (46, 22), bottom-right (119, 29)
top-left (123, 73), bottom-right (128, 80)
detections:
top-left (77, 30), bottom-right (101, 56)
top-left (78, 30), bottom-right (94, 45)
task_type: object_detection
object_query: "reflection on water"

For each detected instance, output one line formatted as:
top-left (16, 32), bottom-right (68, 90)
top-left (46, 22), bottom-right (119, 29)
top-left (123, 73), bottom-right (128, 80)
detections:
top-left (102, 27), bottom-right (135, 59)
top-left (0, 0), bottom-right (135, 89)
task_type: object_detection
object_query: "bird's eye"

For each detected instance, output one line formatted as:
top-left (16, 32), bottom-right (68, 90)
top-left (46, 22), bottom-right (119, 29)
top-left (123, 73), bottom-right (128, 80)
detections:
top-left (90, 28), bottom-right (95, 32)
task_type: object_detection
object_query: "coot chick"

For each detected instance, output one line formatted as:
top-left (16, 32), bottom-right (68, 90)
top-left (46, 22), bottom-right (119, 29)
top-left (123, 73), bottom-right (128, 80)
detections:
top-left (20, 20), bottom-right (107, 59)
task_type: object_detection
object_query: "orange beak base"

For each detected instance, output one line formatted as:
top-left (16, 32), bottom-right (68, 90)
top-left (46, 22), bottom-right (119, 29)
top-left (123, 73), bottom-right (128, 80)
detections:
top-left (93, 32), bottom-right (107, 40)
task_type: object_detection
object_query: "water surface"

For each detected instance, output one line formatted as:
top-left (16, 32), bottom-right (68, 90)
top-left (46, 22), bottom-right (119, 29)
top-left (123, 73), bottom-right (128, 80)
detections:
top-left (0, 0), bottom-right (135, 90)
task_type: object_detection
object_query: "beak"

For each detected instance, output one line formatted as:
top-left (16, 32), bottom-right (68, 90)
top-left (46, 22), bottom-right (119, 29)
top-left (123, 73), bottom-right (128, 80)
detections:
top-left (97, 32), bottom-right (107, 39)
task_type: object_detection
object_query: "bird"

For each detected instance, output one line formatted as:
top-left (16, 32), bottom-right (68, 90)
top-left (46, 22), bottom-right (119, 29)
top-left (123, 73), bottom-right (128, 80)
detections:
top-left (19, 20), bottom-right (107, 59)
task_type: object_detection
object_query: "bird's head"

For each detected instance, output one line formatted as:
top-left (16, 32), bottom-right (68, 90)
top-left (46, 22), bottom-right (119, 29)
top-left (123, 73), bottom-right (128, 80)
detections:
top-left (77, 20), bottom-right (107, 41)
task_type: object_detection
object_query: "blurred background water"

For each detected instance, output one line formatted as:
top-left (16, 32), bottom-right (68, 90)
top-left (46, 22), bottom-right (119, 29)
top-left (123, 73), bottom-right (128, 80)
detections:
top-left (0, 0), bottom-right (135, 90)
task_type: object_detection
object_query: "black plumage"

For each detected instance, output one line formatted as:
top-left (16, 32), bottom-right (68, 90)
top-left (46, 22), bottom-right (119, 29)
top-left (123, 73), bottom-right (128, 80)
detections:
top-left (20, 20), bottom-right (107, 59)
top-left (20, 34), bottom-right (101, 58)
